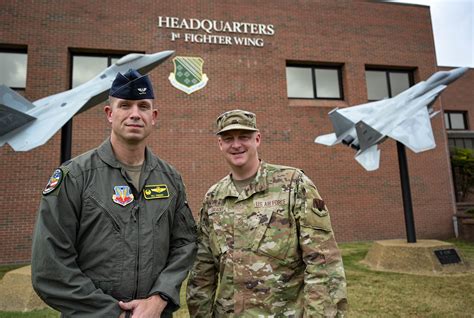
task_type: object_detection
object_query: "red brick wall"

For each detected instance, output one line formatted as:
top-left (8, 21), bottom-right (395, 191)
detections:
top-left (441, 67), bottom-right (474, 126)
top-left (0, 1), bottom-right (459, 264)
top-left (440, 67), bottom-right (474, 201)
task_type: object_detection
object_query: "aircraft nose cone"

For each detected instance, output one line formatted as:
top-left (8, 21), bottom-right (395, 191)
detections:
top-left (151, 50), bottom-right (174, 60)
top-left (452, 67), bottom-right (468, 78)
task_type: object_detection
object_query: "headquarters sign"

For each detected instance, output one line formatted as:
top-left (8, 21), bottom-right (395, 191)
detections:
top-left (158, 16), bottom-right (275, 47)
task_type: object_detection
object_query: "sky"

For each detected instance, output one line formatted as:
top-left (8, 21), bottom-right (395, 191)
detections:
top-left (387, 0), bottom-right (473, 68)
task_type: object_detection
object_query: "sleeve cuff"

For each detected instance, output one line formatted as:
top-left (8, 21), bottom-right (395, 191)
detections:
top-left (158, 292), bottom-right (170, 302)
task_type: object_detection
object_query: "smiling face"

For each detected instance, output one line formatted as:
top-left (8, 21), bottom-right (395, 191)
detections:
top-left (218, 129), bottom-right (261, 178)
top-left (104, 97), bottom-right (157, 146)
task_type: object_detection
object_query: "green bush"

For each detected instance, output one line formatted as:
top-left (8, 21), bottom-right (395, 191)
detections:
top-left (451, 147), bottom-right (474, 201)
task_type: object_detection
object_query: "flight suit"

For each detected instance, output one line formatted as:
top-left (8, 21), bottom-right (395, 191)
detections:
top-left (32, 139), bottom-right (197, 317)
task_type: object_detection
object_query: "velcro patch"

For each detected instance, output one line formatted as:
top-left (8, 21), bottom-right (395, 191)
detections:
top-left (313, 198), bottom-right (325, 211)
top-left (112, 186), bottom-right (134, 206)
top-left (43, 169), bottom-right (63, 195)
top-left (143, 184), bottom-right (169, 199)
top-left (312, 198), bottom-right (328, 217)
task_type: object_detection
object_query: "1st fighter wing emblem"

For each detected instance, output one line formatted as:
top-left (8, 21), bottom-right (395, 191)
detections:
top-left (168, 56), bottom-right (208, 94)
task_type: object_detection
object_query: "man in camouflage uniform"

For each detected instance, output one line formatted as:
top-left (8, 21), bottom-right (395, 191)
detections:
top-left (186, 109), bottom-right (347, 317)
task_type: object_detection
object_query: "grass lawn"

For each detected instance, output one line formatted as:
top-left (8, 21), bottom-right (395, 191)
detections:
top-left (1, 239), bottom-right (473, 317)
top-left (343, 239), bottom-right (474, 317)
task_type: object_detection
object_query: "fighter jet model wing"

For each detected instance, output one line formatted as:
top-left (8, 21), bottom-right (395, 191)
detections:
top-left (0, 50), bottom-right (174, 151)
top-left (315, 67), bottom-right (468, 171)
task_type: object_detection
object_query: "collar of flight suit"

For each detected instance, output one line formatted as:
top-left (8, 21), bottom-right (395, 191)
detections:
top-left (97, 138), bottom-right (159, 173)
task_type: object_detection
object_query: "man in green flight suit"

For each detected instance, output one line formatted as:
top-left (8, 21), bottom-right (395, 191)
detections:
top-left (187, 109), bottom-right (347, 317)
top-left (31, 69), bottom-right (197, 317)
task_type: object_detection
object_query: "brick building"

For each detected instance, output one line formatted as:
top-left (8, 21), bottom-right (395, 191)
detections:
top-left (440, 67), bottom-right (474, 201)
top-left (0, 0), bottom-right (471, 264)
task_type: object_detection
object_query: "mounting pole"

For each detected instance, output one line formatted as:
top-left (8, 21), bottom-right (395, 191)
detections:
top-left (396, 141), bottom-right (417, 243)
top-left (60, 119), bottom-right (73, 164)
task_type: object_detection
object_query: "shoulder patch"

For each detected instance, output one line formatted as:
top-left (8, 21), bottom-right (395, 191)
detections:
top-left (313, 198), bottom-right (326, 211)
top-left (42, 168), bottom-right (63, 195)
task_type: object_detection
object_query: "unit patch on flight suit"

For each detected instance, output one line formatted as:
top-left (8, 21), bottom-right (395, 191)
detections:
top-left (112, 186), bottom-right (134, 206)
top-left (143, 184), bottom-right (169, 199)
top-left (42, 169), bottom-right (63, 195)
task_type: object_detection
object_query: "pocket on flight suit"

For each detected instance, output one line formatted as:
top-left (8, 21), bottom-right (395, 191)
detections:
top-left (79, 196), bottom-right (124, 279)
top-left (152, 192), bottom-right (176, 275)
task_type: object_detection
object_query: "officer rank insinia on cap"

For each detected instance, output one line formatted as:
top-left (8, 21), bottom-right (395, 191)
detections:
top-left (216, 109), bottom-right (258, 135)
top-left (109, 69), bottom-right (155, 100)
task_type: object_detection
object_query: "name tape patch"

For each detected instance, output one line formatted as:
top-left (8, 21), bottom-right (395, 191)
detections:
top-left (144, 184), bottom-right (169, 199)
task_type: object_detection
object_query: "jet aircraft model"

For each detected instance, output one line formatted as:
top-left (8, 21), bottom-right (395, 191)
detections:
top-left (315, 67), bottom-right (468, 171)
top-left (0, 50), bottom-right (174, 151)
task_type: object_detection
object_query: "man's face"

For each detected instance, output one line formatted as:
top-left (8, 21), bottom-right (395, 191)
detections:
top-left (218, 130), bottom-right (260, 170)
top-left (104, 97), bottom-right (157, 144)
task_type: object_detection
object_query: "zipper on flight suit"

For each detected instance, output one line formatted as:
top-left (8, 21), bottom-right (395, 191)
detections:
top-left (89, 195), bottom-right (121, 232)
top-left (129, 180), bottom-right (141, 300)
top-left (122, 167), bottom-right (144, 301)
top-left (131, 204), bottom-right (138, 222)
top-left (119, 167), bottom-right (143, 301)
top-left (131, 202), bottom-right (140, 299)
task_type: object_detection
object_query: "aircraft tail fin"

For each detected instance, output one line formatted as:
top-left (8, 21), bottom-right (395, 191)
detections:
top-left (430, 110), bottom-right (440, 118)
top-left (0, 85), bottom-right (36, 137)
top-left (328, 109), bottom-right (354, 137)
top-left (355, 145), bottom-right (380, 171)
top-left (355, 120), bottom-right (384, 151)
top-left (315, 133), bottom-right (338, 146)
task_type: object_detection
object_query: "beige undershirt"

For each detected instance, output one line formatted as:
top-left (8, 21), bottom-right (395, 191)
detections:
top-left (121, 163), bottom-right (142, 191)
top-left (232, 172), bottom-right (257, 193)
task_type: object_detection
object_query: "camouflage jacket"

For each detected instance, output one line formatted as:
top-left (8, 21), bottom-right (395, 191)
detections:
top-left (186, 161), bottom-right (347, 317)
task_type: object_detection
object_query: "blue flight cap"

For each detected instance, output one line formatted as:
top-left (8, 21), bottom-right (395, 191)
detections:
top-left (109, 69), bottom-right (155, 100)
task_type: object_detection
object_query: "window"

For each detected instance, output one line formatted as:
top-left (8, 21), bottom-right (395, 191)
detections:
top-left (445, 111), bottom-right (468, 130)
top-left (71, 54), bottom-right (122, 88)
top-left (286, 65), bottom-right (343, 99)
top-left (365, 69), bottom-right (413, 100)
top-left (0, 49), bottom-right (28, 88)
top-left (448, 137), bottom-right (474, 150)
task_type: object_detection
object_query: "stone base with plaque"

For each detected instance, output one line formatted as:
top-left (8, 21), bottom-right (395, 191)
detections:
top-left (0, 265), bottom-right (48, 312)
top-left (362, 239), bottom-right (472, 275)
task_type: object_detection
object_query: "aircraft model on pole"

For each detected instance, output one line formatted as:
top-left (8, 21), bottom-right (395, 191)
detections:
top-left (0, 50), bottom-right (174, 152)
top-left (315, 67), bottom-right (468, 171)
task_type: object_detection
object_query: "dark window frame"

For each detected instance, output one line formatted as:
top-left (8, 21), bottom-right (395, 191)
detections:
top-left (445, 111), bottom-right (468, 130)
top-left (0, 46), bottom-right (28, 90)
top-left (365, 68), bottom-right (415, 101)
top-left (286, 64), bottom-right (344, 100)
top-left (69, 52), bottom-right (126, 88)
